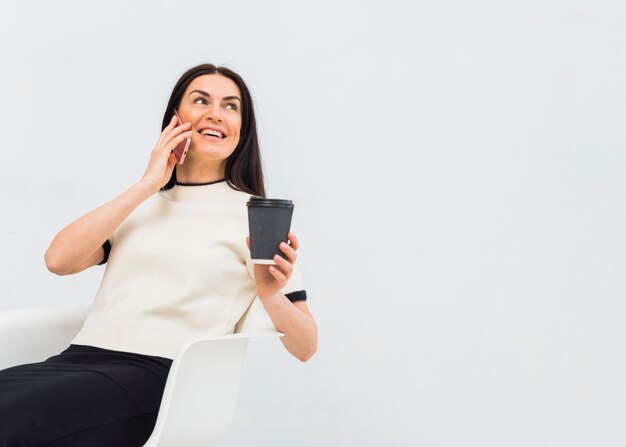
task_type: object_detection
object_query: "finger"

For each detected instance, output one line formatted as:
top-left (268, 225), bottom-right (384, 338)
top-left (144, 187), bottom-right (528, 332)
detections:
top-left (273, 254), bottom-right (293, 278)
top-left (163, 130), bottom-right (193, 152)
top-left (157, 115), bottom-right (180, 147)
top-left (174, 120), bottom-right (192, 132)
top-left (287, 231), bottom-right (300, 251)
top-left (164, 114), bottom-right (177, 131)
top-left (279, 241), bottom-right (297, 264)
top-left (160, 120), bottom-right (191, 148)
top-left (166, 121), bottom-right (192, 143)
top-left (246, 236), bottom-right (250, 250)
top-left (268, 265), bottom-right (287, 285)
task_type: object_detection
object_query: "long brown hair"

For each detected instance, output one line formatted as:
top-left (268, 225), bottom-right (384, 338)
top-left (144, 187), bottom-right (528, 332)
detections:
top-left (160, 64), bottom-right (266, 197)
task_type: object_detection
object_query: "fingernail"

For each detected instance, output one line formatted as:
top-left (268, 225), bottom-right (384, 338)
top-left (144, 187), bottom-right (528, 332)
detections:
top-left (274, 255), bottom-right (283, 262)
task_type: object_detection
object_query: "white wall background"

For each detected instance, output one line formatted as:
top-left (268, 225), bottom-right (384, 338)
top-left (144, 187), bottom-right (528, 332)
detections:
top-left (1, 1), bottom-right (625, 445)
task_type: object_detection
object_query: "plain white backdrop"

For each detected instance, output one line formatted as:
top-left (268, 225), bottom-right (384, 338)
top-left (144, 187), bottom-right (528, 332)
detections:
top-left (1, 1), bottom-right (625, 446)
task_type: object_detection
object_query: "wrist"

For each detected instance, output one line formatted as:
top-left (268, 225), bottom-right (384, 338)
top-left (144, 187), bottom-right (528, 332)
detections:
top-left (133, 180), bottom-right (158, 198)
top-left (258, 290), bottom-right (284, 303)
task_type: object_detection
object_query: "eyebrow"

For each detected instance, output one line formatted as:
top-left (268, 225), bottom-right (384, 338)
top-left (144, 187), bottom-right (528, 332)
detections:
top-left (188, 89), bottom-right (241, 102)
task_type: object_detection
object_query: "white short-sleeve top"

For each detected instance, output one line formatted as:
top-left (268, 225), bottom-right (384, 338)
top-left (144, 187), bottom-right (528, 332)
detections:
top-left (70, 180), bottom-right (305, 359)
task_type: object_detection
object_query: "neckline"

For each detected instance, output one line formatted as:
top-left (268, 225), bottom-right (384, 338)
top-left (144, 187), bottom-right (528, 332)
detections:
top-left (159, 179), bottom-right (231, 201)
top-left (175, 178), bottom-right (226, 186)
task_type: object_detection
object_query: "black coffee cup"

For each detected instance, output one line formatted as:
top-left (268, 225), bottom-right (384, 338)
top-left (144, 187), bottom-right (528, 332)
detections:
top-left (247, 196), bottom-right (295, 264)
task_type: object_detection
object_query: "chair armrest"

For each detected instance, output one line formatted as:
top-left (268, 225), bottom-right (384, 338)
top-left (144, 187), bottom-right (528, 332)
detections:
top-left (0, 306), bottom-right (90, 370)
top-left (143, 332), bottom-right (282, 447)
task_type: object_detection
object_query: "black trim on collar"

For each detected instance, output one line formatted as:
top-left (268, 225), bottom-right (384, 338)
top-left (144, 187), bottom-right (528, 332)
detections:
top-left (175, 179), bottom-right (226, 186)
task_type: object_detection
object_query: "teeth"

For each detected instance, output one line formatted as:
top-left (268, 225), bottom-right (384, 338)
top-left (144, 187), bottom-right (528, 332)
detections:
top-left (200, 128), bottom-right (224, 138)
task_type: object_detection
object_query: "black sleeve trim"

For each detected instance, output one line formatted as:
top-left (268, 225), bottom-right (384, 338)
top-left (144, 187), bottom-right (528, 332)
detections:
top-left (97, 240), bottom-right (111, 265)
top-left (285, 290), bottom-right (307, 302)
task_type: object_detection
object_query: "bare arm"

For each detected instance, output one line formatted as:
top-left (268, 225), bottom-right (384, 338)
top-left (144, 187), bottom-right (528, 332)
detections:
top-left (247, 233), bottom-right (318, 362)
top-left (44, 116), bottom-right (193, 276)
top-left (44, 182), bottom-right (156, 275)
top-left (259, 296), bottom-right (318, 362)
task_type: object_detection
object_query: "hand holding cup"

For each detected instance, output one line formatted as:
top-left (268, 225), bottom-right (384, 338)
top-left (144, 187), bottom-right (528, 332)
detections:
top-left (246, 232), bottom-right (300, 299)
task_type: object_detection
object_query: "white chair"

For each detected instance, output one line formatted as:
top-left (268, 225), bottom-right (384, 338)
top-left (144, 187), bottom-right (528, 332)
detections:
top-left (0, 298), bottom-right (281, 446)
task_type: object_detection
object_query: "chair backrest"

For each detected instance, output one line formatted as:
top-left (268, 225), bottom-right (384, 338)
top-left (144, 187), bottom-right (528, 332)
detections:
top-left (142, 335), bottom-right (251, 447)
top-left (0, 306), bottom-right (90, 370)
top-left (142, 298), bottom-right (281, 446)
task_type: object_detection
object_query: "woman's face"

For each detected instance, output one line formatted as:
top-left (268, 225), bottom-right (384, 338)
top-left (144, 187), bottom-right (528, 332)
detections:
top-left (177, 74), bottom-right (242, 163)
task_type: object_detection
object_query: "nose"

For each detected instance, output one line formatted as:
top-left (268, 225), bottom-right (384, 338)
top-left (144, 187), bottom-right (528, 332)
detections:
top-left (204, 103), bottom-right (223, 122)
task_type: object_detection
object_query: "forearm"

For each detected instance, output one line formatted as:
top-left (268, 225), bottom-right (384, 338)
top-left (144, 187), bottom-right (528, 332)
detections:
top-left (44, 181), bottom-right (155, 275)
top-left (258, 292), bottom-right (318, 362)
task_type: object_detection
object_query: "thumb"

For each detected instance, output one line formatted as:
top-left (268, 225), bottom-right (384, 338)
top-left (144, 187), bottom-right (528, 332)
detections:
top-left (167, 153), bottom-right (178, 169)
top-left (164, 154), bottom-right (177, 178)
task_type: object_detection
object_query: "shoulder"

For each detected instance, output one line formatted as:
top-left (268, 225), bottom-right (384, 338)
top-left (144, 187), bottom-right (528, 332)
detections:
top-left (220, 182), bottom-right (256, 209)
top-left (225, 183), bottom-right (253, 199)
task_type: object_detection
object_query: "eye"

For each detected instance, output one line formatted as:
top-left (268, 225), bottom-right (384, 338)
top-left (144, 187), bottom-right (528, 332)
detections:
top-left (225, 103), bottom-right (239, 111)
top-left (193, 97), bottom-right (207, 104)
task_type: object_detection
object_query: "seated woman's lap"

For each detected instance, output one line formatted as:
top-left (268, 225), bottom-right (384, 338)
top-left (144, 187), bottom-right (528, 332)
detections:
top-left (0, 345), bottom-right (171, 447)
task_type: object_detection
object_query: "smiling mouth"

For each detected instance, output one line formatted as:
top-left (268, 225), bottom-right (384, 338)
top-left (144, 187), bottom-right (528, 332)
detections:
top-left (197, 128), bottom-right (226, 138)
top-left (198, 132), bottom-right (225, 141)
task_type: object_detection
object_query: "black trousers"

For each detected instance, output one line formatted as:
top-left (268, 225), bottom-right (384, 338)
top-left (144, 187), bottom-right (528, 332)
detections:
top-left (0, 344), bottom-right (172, 447)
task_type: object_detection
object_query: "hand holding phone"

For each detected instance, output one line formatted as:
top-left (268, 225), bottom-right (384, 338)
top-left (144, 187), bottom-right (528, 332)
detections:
top-left (172, 109), bottom-right (191, 164)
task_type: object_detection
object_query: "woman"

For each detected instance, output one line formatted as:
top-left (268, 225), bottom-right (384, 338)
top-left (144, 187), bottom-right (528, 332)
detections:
top-left (0, 63), bottom-right (317, 446)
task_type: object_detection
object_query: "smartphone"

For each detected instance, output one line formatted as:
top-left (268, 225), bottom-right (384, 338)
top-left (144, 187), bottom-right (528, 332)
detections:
top-left (172, 109), bottom-right (191, 165)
